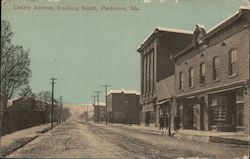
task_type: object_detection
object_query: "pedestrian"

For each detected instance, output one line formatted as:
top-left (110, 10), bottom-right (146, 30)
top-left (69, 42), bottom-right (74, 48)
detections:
top-left (165, 114), bottom-right (169, 130)
top-left (159, 114), bottom-right (164, 130)
top-left (174, 114), bottom-right (180, 133)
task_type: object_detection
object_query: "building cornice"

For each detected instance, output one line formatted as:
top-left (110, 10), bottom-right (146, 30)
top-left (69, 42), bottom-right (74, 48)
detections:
top-left (173, 8), bottom-right (248, 60)
top-left (176, 80), bottom-right (246, 98)
top-left (137, 27), bottom-right (192, 53)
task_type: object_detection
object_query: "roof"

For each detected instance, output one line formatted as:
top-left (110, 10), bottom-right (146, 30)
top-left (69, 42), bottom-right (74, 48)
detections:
top-left (107, 89), bottom-right (140, 96)
top-left (137, 27), bottom-right (193, 52)
top-left (173, 7), bottom-right (249, 60)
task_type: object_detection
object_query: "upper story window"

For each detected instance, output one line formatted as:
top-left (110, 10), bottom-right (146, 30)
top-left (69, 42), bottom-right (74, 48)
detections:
top-left (179, 72), bottom-right (184, 90)
top-left (200, 62), bottom-right (205, 84)
top-left (189, 67), bottom-right (194, 88)
top-left (212, 56), bottom-right (219, 81)
top-left (229, 49), bottom-right (237, 76)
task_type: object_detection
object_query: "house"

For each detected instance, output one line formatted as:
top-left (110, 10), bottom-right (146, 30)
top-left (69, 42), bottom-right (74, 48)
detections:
top-left (107, 90), bottom-right (140, 124)
top-left (137, 27), bottom-right (193, 126)
top-left (172, 7), bottom-right (250, 133)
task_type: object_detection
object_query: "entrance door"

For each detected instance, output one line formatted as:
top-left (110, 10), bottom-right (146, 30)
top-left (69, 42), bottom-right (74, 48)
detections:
top-left (145, 111), bottom-right (150, 126)
top-left (200, 97), bottom-right (205, 130)
top-left (183, 103), bottom-right (193, 129)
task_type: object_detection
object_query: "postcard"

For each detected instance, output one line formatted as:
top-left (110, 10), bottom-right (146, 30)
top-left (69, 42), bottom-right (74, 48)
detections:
top-left (1, 0), bottom-right (250, 158)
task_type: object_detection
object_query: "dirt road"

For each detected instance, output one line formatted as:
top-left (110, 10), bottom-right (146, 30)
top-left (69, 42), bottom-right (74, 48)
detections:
top-left (7, 121), bottom-right (248, 159)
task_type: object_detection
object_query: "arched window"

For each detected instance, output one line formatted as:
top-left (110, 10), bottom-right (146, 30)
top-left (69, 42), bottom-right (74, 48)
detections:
top-left (179, 72), bottom-right (184, 90)
top-left (189, 67), bottom-right (194, 87)
top-left (212, 56), bottom-right (219, 80)
top-left (229, 49), bottom-right (237, 76)
top-left (200, 62), bottom-right (205, 84)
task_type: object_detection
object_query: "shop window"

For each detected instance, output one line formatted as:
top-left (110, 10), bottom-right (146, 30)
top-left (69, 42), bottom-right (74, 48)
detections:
top-left (229, 49), bottom-right (237, 76)
top-left (210, 96), bottom-right (218, 107)
top-left (236, 90), bottom-right (244, 126)
top-left (200, 62), bottom-right (205, 84)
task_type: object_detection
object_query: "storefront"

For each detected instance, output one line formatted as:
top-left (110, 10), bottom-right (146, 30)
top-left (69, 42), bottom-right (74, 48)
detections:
top-left (208, 88), bottom-right (244, 132)
top-left (141, 102), bottom-right (155, 126)
top-left (178, 88), bottom-right (246, 132)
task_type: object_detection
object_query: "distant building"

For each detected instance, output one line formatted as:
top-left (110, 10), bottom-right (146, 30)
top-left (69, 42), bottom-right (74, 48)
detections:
top-left (107, 90), bottom-right (140, 124)
top-left (137, 27), bottom-right (193, 126)
top-left (93, 103), bottom-right (106, 123)
top-left (173, 7), bottom-right (250, 133)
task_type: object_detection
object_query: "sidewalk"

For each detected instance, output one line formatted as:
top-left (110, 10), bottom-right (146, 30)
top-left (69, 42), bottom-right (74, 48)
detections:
top-left (0, 123), bottom-right (55, 157)
top-left (106, 123), bottom-right (249, 145)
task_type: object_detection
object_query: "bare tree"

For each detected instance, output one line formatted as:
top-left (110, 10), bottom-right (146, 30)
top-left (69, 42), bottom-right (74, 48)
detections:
top-left (38, 91), bottom-right (52, 103)
top-left (1, 20), bottom-right (31, 110)
top-left (19, 85), bottom-right (35, 98)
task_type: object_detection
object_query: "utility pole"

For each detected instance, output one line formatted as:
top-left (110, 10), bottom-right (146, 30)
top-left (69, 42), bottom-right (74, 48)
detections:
top-left (59, 96), bottom-right (62, 123)
top-left (87, 104), bottom-right (89, 123)
top-left (0, 37), bottom-right (3, 156)
top-left (91, 95), bottom-right (96, 122)
top-left (100, 85), bottom-right (111, 125)
top-left (93, 91), bottom-right (101, 123)
top-left (50, 78), bottom-right (57, 128)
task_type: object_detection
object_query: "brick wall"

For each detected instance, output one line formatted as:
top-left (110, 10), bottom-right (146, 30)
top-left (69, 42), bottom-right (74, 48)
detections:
top-left (175, 23), bottom-right (249, 97)
top-left (107, 93), bottom-right (140, 124)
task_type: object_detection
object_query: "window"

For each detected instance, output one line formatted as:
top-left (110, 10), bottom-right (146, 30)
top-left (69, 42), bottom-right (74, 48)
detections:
top-left (229, 49), bottom-right (237, 76)
top-left (212, 56), bottom-right (219, 80)
top-left (189, 67), bottom-right (194, 87)
top-left (200, 62), bottom-right (205, 84)
top-left (179, 72), bottom-right (184, 90)
top-left (236, 90), bottom-right (244, 126)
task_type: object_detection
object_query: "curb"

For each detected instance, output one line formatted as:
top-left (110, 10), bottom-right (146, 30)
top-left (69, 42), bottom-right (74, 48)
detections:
top-left (209, 136), bottom-right (250, 146)
top-left (1, 135), bottom-right (39, 157)
top-left (1, 124), bottom-right (58, 157)
top-left (110, 124), bottom-right (249, 146)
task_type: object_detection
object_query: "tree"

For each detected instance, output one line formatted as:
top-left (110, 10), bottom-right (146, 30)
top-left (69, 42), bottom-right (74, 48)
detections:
top-left (62, 107), bottom-right (71, 122)
top-left (38, 91), bottom-right (52, 103)
top-left (1, 20), bottom-right (31, 110)
top-left (19, 85), bottom-right (35, 98)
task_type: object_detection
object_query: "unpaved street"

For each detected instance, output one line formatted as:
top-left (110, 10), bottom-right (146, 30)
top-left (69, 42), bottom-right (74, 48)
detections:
top-left (8, 121), bottom-right (248, 159)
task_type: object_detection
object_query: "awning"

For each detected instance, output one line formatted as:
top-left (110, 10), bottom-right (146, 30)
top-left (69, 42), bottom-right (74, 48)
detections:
top-left (157, 98), bottom-right (171, 105)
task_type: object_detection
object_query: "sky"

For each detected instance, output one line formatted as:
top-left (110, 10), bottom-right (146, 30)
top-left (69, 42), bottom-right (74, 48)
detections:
top-left (2, 0), bottom-right (249, 104)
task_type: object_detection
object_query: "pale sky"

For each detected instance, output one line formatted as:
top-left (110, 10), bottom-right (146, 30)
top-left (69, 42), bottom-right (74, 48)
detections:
top-left (2, 0), bottom-right (248, 104)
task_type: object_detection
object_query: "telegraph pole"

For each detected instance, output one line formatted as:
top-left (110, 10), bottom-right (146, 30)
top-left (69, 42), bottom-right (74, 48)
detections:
top-left (93, 91), bottom-right (101, 123)
top-left (0, 36), bottom-right (2, 156)
top-left (100, 85), bottom-right (111, 125)
top-left (87, 104), bottom-right (89, 123)
top-left (91, 95), bottom-right (96, 122)
top-left (59, 96), bottom-right (62, 123)
top-left (50, 78), bottom-right (57, 128)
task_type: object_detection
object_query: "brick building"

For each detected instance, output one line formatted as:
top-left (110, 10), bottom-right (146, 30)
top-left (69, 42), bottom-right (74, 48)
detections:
top-left (107, 90), bottom-right (140, 124)
top-left (137, 27), bottom-right (193, 126)
top-left (93, 103), bottom-right (106, 123)
top-left (173, 7), bottom-right (250, 133)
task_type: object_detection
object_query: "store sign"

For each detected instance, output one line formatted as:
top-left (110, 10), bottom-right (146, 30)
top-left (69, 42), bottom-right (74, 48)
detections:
top-left (142, 103), bottom-right (154, 112)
